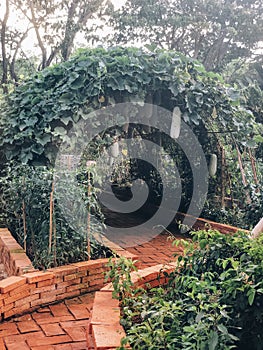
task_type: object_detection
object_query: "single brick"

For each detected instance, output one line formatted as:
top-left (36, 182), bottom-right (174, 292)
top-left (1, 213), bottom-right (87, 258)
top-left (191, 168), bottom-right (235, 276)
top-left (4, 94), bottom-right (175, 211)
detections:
top-left (0, 276), bottom-right (26, 293)
top-left (22, 271), bottom-right (54, 284)
top-left (17, 320), bottom-right (40, 333)
top-left (92, 323), bottom-right (126, 349)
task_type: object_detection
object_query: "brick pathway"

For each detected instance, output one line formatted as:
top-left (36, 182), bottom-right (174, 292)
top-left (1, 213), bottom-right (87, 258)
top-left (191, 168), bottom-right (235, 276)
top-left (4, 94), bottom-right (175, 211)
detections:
top-left (0, 206), bottom-right (186, 349)
top-left (0, 293), bottom-right (94, 350)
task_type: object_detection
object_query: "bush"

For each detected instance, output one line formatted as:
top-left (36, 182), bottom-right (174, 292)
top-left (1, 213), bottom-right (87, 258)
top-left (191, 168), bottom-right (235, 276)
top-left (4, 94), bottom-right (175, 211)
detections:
top-left (113, 230), bottom-right (263, 350)
top-left (0, 163), bottom-right (110, 269)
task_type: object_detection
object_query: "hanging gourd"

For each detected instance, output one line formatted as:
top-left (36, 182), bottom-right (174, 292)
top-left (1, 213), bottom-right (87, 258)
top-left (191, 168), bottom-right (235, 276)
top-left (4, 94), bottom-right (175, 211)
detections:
top-left (109, 157), bottom-right (114, 167)
top-left (110, 136), bottom-right (120, 158)
top-left (109, 139), bottom-right (119, 158)
top-left (170, 106), bottom-right (181, 139)
top-left (209, 154), bottom-right (217, 176)
top-left (122, 123), bottom-right (129, 133)
top-left (143, 93), bottom-right (153, 119)
top-left (153, 90), bottom-right (162, 105)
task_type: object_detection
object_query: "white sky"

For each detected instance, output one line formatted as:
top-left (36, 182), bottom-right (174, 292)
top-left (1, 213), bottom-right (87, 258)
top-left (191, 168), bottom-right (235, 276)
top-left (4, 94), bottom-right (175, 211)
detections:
top-left (0, 0), bottom-right (127, 55)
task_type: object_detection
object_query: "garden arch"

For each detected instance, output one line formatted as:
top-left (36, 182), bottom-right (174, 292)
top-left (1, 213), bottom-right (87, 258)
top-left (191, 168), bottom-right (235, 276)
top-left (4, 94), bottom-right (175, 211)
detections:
top-left (0, 47), bottom-right (255, 231)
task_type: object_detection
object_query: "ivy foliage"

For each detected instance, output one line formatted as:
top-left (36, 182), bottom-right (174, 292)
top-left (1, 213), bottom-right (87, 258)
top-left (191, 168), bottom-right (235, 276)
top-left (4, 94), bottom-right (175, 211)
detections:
top-left (0, 47), bottom-right (255, 165)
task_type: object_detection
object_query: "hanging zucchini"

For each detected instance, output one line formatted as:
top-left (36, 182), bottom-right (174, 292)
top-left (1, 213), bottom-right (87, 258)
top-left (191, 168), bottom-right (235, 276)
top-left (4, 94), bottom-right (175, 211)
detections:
top-left (209, 154), bottom-right (217, 176)
top-left (142, 120), bottom-right (151, 133)
top-left (153, 90), bottom-right (162, 105)
top-left (109, 138), bottom-right (119, 158)
top-left (122, 123), bottom-right (129, 133)
top-left (122, 94), bottom-right (131, 116)
top-left (170, 106), bottom-right (181, 139)
top-left (143, 93), bottom-right (153, 119)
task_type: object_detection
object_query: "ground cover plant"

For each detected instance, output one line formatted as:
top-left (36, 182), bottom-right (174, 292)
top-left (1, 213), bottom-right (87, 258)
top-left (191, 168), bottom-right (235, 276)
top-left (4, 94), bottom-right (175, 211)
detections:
top-left (108, 229), bottom-right (263, 350)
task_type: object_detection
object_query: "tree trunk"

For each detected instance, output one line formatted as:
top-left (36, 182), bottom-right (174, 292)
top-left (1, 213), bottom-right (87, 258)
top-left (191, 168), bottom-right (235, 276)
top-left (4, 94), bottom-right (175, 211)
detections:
top-left (1, 0), bottom-right (10, 93)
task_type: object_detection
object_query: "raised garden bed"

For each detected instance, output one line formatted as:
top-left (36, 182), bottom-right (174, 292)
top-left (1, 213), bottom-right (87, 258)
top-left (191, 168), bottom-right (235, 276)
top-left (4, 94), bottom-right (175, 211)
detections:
top-left (0, 228), bottom-right (137, 321)
top-left (87, 220), bottom-right (255, 350)
top-left (88, 262), bottom-right (177, 349)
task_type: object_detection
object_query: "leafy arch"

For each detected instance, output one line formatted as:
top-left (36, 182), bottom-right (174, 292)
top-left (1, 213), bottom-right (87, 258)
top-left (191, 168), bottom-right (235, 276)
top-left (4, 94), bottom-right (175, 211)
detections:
top-left (0, 47), bottom-right (254, 165)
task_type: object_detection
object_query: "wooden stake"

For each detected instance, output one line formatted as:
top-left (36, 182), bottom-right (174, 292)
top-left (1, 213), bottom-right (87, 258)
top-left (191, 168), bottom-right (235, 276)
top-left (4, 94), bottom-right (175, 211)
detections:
top-left (87, 171), bottom-right (91, 261)
top-left (248, 148), bottom-right (259, 186)
top-left (221, 147), bottom-right (226, 209)
top-left (22, 200), bottom-right (27, 251)
top-left (49, 181), bottom-right (54, 255)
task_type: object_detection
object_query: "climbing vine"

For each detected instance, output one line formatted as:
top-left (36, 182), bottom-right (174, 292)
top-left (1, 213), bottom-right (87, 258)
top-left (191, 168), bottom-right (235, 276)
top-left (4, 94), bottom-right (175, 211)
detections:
top-left (0, 47), bottom-right (260, 239)
top-left (0, 47), bottom-right (255, 165)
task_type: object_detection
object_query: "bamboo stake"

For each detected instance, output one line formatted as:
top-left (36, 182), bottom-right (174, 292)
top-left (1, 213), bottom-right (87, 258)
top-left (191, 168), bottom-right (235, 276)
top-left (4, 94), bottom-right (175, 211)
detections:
top-left (225, 166), bottom-right (235, 208)
top-left (87, 170), bottom-right (91, 261)
top-left (248, 148), bottom-right (259, 186)
top-left (49, 181), bottom-right (54, 255)
top-left (221, 147), bottom-right (226, 209)
top-left (22, 176), bottom-right (27, 252)
top-left (22, 200), bottom-right (27, 251)
top-left (53, 192), bottom-right (57, 267)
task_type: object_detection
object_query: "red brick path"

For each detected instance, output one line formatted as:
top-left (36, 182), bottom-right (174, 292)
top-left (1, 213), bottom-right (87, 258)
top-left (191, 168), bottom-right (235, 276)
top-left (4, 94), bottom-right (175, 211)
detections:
top-left (0, 230), bottom-right (184, 349)
top-left (0, 293), bottom-right (94, 350)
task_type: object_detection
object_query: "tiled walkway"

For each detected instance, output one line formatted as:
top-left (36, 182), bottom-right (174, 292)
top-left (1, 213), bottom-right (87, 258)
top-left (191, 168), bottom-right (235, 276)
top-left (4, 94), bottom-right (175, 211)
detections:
top-left (0, 212), bottom-right (185, 349)
top-left (0, 293), bottom-right (94, 350)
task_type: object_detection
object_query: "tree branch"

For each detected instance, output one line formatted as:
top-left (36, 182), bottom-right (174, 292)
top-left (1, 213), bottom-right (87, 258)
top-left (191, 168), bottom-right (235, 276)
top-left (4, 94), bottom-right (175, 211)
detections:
top-left (1, 0), bottom-right (10, 93)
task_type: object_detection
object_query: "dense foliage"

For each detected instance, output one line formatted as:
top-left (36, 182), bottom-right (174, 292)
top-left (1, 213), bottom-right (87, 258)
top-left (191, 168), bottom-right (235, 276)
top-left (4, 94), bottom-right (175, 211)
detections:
top-left (109, 0), bottom-right (263, 71)
top-left (110, 230), bottom-right (263, 350)
top-left (0, 47), bottom-right (261, 251)
top-left (0, 47), bottom-right (254, 165)
top-left (0, 162), bottom-right (110, 269)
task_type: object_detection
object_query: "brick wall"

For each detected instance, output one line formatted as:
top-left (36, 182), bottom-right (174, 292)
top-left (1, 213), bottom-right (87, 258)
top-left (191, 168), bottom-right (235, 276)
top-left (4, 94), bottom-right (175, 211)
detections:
top-left (0, 229), bottom-right (138, 322)
top-left (88, 262), bottom-right (178, 349)
top-left (175, 212), bottom-right (250, 234)
top-left (0, 229), bottom-right (35, 276)
top-left (0, 259), bottom-right (115, 321)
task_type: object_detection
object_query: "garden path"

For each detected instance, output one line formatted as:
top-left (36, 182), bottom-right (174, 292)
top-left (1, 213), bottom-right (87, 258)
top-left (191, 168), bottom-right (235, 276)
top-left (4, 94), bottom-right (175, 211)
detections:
top-left (0, 213), bottom-right (185, 349)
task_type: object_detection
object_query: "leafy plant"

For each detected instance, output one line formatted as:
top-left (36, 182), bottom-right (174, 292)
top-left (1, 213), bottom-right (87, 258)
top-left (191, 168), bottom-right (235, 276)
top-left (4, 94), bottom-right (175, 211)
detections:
top-left (0, 162), bottom-right (110, 269)
top-left (105, 256), bottom-right (139, 299)
top-left (110, 229), bottom-right (263, 350)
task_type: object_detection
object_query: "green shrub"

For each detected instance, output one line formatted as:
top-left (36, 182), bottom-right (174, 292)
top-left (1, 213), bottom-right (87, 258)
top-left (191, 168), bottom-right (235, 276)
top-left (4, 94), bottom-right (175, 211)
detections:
top-left (111, 230), bottom-right (263, 350)
top-left (0, 163), bottom-right (110, 269)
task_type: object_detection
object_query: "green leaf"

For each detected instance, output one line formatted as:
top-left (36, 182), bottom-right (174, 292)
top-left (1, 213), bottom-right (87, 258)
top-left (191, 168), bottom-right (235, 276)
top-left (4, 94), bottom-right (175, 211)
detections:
top-left (217, 324), bottom-right (228, 335)
top-left (53, 126), bottom-right (67, 136)
top-left (209, 331), bottom-right (218, 350)
top-left (59, 92), bottom-right (75, 102)
top-left (247, 289), bottom-right (256, 306)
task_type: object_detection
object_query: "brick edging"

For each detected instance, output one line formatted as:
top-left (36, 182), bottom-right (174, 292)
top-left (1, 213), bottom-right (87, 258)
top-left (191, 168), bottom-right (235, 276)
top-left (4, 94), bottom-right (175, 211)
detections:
top-left (0, 259), bottom-right (112, 320)
top-left (0, 229), bottom-right (138, 321)
top-left (88, 262), bottom-right (178, 349)
top-left (176, 212), bottom-right (250, 235)
top-left (0, 228), bottom-right (36, 276)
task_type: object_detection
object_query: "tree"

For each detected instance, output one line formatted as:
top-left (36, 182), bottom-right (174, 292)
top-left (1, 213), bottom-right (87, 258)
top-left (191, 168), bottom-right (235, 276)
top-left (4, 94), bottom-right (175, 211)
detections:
top-left (0, 0), bottom-right (111, 93)
top-left (0, 0), bottom-right (10, 93)
top-left (109, 0), bottom-right (263, 71)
